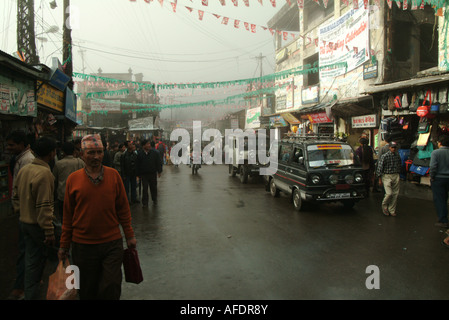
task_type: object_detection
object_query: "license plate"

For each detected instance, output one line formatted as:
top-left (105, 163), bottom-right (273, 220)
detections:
top-left (328, 192), bottom-right (350, 199)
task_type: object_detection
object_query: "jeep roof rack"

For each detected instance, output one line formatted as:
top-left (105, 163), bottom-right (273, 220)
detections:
top-left (282, 133), bottom-right (336, 142)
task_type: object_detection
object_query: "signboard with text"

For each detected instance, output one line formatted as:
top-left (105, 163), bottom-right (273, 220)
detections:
top-left (351, 114), bottom-right (377, 128)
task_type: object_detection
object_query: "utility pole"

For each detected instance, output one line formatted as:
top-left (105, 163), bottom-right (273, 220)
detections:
top-left (63, 0), bottom-right (73, 89)
top-left (17, 0), bottom-right (38, 64)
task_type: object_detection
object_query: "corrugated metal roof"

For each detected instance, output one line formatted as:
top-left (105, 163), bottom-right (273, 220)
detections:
top-left (364, 73), bottom-right (449, 94)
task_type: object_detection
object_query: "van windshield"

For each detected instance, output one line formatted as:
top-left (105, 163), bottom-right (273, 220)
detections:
top-left (307, 144), bottom-right (357, 167)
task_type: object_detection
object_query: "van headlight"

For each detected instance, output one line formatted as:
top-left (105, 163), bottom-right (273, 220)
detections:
top-left (311, 174), bottom-right (321, 184)
top-left (354, 173), bottom-right (363, 183)
top-left (345, 175), bottom-right (354, 184)
top-left (329, 174), bottom-right (338, 185)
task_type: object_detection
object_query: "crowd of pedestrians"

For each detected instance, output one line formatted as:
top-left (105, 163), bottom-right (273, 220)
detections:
top-left (4, 130), bottom-right (168, 300)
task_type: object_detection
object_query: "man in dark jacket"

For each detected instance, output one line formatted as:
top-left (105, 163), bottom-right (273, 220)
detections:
top-left (120, 141), bottom-right (139, 204)
top-left (137, 140), bottom-right (162, 208)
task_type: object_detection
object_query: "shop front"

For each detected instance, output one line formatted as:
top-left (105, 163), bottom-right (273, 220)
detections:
top-left (366, 73), bottom-right (449, 187)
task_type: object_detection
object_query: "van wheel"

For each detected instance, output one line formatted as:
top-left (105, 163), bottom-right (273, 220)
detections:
top-left (229, 164), bottom-right (236, 177)
top-left (292, 189), bottom-right (303, 211)
top-left (239, 166), bottom-right (249, 184)
top-left (270, 179), bottom-right (280, 197)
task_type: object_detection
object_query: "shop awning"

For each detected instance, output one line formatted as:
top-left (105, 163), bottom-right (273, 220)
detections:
top-left (363, 72), bottom-right (449, 94)
top-left (331, 95), bottom-right (374, 118)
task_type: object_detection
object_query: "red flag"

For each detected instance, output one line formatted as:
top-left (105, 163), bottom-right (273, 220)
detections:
top-left (258, 0), bottom-right (263, 4)
top-left (395, 1), bottom-right (401, 8)
top-left (322, 0), bottom-right (328, 8)
top-left (419, 0), bottom-right (425, 9)
top-left (251, 24), bottom-right (256, 33)
top-left (403, 0), bottom-right (407, 9)
top-left (234, 20), bottom-right (240, 28)
top-left (222, 17), bottom-right (229, 25)
top-left (363, 0), bottom-right (368, 8)
top-left (231, 0), bottom-right (238, 6)
top-left (198, 10), bottom-right (204, 20)
top-left (185, 6), bottom-right (193, 12)
top-left (219, 0), bottom-right (226, 4)
top-left (212, 14), bottom-right (221, 18)
top-left (171, 1), bottom-right (177, 11)
top-left (270, 0), bottom-right (276, 7)
top-left (243, 0), bottom-right (249, 6)
top-left (297, 0), bottom-right (304, 9)
top-left (244, 22), bottom-right (249, 31)
top-left (202, 0), bottom-right (208, 5)
top-left (353, 0), bottom-right (358, 9)
top-left (386, 0), bottom-right (392, 8)
top-left (286, 0), bottom-right (291, 6)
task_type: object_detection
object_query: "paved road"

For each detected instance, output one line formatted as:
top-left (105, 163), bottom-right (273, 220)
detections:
top-left (1, 164), bottom-right (448, 301)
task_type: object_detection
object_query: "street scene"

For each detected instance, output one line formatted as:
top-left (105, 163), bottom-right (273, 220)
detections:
top-left (1, 163), bottom-right (449, 301)
top-left (1, 0), bottom-right (449, 304)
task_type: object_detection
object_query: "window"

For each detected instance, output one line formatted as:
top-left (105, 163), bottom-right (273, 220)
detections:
top-left (307, 144), bottom-right (356, 167)
top-left (291, 147), bottom-right (305, 166)
top-left (279, 144), bottom-right (293, 162)
top-left (304, 53), bottom-right (319, 87)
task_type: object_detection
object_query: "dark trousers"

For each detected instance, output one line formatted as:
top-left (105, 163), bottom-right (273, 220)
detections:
top-left (72, 239), bottom-right (124, 300)
top-left (432, 177), bottom-right (449, 224)
top-left (13, 217), bottom-right (25, 291)
top-left (20, 222), bottom-right (58, 300)
top-left (141, 172), bottom-right (158, 205)
top-left (123, 175), bottom-right (138, 202)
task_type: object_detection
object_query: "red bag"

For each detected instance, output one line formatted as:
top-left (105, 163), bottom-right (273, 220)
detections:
top-left (123, 248), bottom-right (143, 284)
top-left (416, 90), bottom-right (431, 117)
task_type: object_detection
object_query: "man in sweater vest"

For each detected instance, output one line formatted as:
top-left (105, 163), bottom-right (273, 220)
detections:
top-left (58, 134), bottom-right (137, 300)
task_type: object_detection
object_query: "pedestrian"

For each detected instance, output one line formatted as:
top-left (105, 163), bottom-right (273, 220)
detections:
top-left (5, 130), bottom-right (35, 300)
top-left (58, 134), bottom-right (137, 300)
top-left (113, 143), bottom-right (125, 174)
top-left (101, 135), bottom-right (112, 167)
top-left (429, 135), bottom-right (449, 232)
top-left (137, 139), bottom-right (162, 208)
top-left (11, 136), bottom-right (58, 300)
top-left (355, 137), bottom-right (375, 195)
top-left (376, 141), bottom-right (402, 217)
top-left (52, 142), bottom-right (85, 222)
top-left (156, 140), bottom-right (166, 165)
top-left (120, 141), bottom-right (139, 204)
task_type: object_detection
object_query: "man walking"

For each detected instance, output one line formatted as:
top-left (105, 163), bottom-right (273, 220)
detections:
top-left (430, 135), bottom-right (449, 229)
top-left (137, 139), bottom-right (162, 208)
top-left (6, 130), bottom-right (35, 300)
top-left (58, 134), bottom-right (136, 300)
top-left (52, 141), bottom-right (85, 222)
top-left (376, 141), bottom-right (402, 216)
top-left (121, 141), bottom-right (139, 204)
top-left (11, 136), bottom-right (57, 300)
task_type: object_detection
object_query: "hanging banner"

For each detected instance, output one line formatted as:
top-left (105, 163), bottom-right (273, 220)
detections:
top-left (128, 116), bottom-right (154, 131)
top-left (245, 106), bottom-right (261, 129)
top-left (319, 0), bottom-right (370, 80)
top-left (90, 99), bottom-right (121, 112)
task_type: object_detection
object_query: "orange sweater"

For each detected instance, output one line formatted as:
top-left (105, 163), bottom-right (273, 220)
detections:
top-left (60, 166), bottom-right (135, 249)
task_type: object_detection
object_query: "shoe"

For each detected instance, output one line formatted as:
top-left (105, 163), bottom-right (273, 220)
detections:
top-left (442, 238), bottom-right (449, 249)
top-left (435, 222), bottom-right (449, 228)
top-left (6, 289), bottom-right (24, 300)
top-left (382, 208), bottom-right (390, 216)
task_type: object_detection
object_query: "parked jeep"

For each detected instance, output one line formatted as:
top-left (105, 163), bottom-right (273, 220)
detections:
top-left (227, 133), bottom-right (268, 184)
top-left (266, 135), bottom-right (366, 210)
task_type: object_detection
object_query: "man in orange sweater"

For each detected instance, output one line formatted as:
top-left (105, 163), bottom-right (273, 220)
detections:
top-left (58, 134), bottom-right (137, 300)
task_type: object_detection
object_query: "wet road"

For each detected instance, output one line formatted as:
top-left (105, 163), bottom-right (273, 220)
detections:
top-left (1, 164), bottom-right (449, 300)
top-left (121, 164), bottom-right (449, 300)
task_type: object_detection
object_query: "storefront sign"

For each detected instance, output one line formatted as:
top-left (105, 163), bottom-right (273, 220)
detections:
top-left (269, 115), bottom-right (288, 127)
top-left (0, 76), bottom-right (36, 117)
top-left (308, 112), bottom-right (332, 123)
top-left (281, 112), bottom-right (301, 124)
top-left (128, 116), bottom-right (153, 131)
top-left (351, 114), bottom-right (377, 128)
top-left (49, 68), bottom-right (70, 91)
top-left (301, 85), bottom-right (319, 105)
top-left (37, 81), bottom-right (64, 113)
top-left (363, 60), bottom-right (378, 80)
top-left (90, 99), bottom-right (121, 112)
top-left (246, 107), bottom-right (261, 129)
top-left (65, 87), bottom-right (77, 123)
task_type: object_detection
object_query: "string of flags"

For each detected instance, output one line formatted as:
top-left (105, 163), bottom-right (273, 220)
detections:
top-left (127, 0), bottom-right (447, 43)
top-left (129, 0), bottom-right (447, 10)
